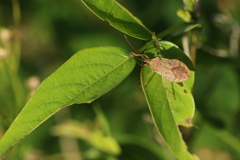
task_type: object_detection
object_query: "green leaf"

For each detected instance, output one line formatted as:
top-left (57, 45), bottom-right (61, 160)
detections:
top-left (81, 0), bottom-right (153, 40)
top-left (0, 46), bottom-right (136, 157)
top-left (177, 9), bottom-right (192, 22)
top-left (156, 23), bottom-right (201, 39)
top-left (183, 0), bottom-right (197, 12)
top-left (50, 120), bottom-right (121, 156)
top-left (90, 131), bottom-right (121, 155)
top-left (171, 23), bottom-right (202, 38)
top-left (141, 41), bottom-right (198, 160)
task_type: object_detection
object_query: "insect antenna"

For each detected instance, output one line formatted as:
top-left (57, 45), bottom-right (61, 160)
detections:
top-left (124, 35), bottom-right (148, 61)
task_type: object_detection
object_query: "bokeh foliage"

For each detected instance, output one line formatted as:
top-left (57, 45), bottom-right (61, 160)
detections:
top-left (0, 0), bottom-right (240, 160)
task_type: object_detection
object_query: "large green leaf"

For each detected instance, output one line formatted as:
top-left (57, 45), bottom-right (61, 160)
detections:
top-left (81, 0), bottom-right (153, 40)
top-left (141, 41), bottom-right (198, 160)
top-left (0, 47), bottom-right (136, 157)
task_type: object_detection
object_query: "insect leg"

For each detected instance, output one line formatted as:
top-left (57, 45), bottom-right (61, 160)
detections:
top-left (162, 78), bottom-right (176, 100)
top-left (142, 70), bottom-right (155, 87)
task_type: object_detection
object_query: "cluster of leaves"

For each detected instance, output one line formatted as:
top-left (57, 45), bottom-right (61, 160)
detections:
top-left (0, 0), bottom-right (199, 159)
top-left (1, 0), bottom-right (240, 159)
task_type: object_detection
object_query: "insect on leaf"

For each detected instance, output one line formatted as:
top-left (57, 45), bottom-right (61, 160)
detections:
top-left (141, 41), bottom-right (198, 160)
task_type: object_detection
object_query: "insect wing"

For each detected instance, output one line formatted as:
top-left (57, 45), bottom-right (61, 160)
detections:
top-left (150, 58), bottom-right (190, 83)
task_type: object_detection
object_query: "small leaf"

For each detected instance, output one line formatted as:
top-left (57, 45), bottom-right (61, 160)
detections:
top-left (0, 46), bottom-right (135, 157)
top-left (91, 131), bottom-right (121, 155)
top-left (141, 41), bottom-right (198, 160)
top-left (156, 23), bottom-right (201, 39)
top-left (51, 120), bottom-right (121, 155)
top-left (177, 9), bottom-right (192, 22)
top-left (183, 0), bottom-right (197, 12)
top-left (81, 0), bottom-right (152, 40)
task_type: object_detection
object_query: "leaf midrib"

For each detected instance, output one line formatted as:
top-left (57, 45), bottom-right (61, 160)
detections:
top-left (62, 56), bottom-right (133, 106)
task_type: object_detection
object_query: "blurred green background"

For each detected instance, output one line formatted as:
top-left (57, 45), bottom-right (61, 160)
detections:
top-left (1, 0), bottom-right (240, 159)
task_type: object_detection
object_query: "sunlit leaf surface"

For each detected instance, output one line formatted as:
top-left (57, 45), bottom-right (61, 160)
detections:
top-left (0, 47), bottom-right (136, 157)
